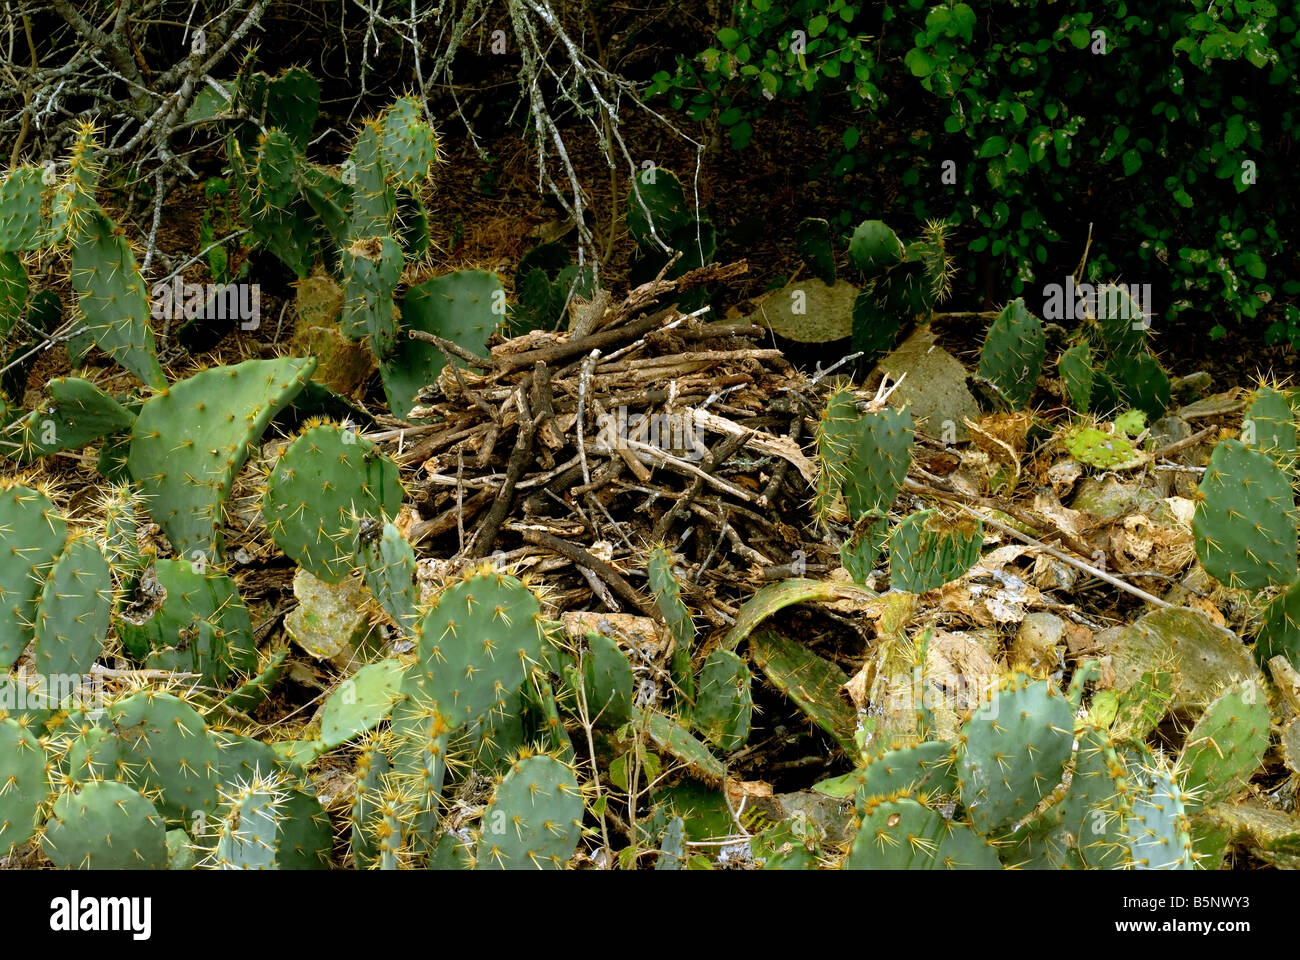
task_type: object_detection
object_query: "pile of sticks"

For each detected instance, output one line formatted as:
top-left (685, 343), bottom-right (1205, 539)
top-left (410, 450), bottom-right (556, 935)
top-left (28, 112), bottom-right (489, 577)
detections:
top-left (368, 261), bottom-right (833, 628)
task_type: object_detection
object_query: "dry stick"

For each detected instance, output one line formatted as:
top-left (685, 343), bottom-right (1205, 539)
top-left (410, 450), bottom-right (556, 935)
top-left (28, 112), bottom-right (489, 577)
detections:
top-left (407, 328), bottom-right (493, 368)
top-left (621, 438), bottom-right (756, 503)
top-left (495, 306), bottom-right (677, 373)
top-left (758, 413), bottom-right (804, 508)
top-left (427, 336), bottom-right (501, 425)
top-left (470, 383), bottom-right (537, 558)
top-left (905, 478), bottom-right (1096, 561)
top-left (953, 502), bottom-right (1173, 609)
top-left (521, 529), bottom-right (654, 617)
top-left (1149, 425), bottom-right (1218, 461)
top-left (652, 430), bottom-right (751, 542)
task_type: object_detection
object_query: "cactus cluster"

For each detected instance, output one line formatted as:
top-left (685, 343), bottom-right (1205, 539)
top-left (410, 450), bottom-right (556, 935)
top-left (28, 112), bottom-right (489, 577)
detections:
top-left (849, 218), bottom-right (953, 362)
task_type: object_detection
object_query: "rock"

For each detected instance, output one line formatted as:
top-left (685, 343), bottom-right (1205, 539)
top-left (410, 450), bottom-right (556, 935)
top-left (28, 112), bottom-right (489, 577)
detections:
top-left (1069, 476), bottom-right (1162, 521)
top-left (1106, 606), bottom-right (1262, 713)
top-left (873, 327), bottom-right (982, 442)
top-left (1011, 612), bottom-right (1066, 677)
top-left (745, 278), bottom-right (858, 343)
top-left (285, 568), bottom-right (376, 670)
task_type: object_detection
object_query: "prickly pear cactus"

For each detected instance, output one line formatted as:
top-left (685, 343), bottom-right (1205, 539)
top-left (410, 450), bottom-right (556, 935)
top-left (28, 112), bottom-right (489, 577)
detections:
top-left (1243, 384), bottom-right (1297, 465)
top-left (1192, 438), bottom-right (1299, 590)
top-left (1058, 342), bottom-right (1094, 412)
top-left (648, 547), bottom-right (694, 712)
top-left (8, 377), bottom-right (135, 460)
top-left (475, 752), bottom-right (583, 869)
top-left (691, 649), bottom-right (752, 751)
top-left (1063, 424), bottom-right (1141, 469)
top-left (843, 795), bottom-right (998, 870)
top-left (42, 779), bottom-right (168, 869)
top-left (1123, 762), bottom-right (1194, 870)
top-left (888, 510), bottom-right (982, 593)
top-left (978, 299), bottom-right (1045, 409)
top-left (1256, 582), bottom-right (1300, 670)
top-left (117, 559), bottom-right (256, 685)
top-left (0, 481), bottom-right (67, 670)
top-left (68, 690), bottom-right (221, 822)
top-left (262, 421), bottom-right (403, 582)
top-left (580, 632), bottom-right (633, 728)
top-left (32, 536), bottom-right (113, 679)
top-left (957, 674), bottom-right (1074, 835)
top-left (127, 356), bottom-right (316, 564)
top-left (357, 519), bottom-right (419, 633)
top-left (1177, 677), bottom-right (1269, 811)
top-left (853, 740), bottom-right (958, 811)
top-left (0, 717), bottom-right (46, 853)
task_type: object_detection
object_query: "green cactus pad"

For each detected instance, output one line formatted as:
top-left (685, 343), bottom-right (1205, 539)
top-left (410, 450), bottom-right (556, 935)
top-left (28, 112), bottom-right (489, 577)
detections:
top-left (854, 740), bottom-right (958, 811)
top-left (0, 166), bottom-right (46, 251)
top-left (42, 779), bottom-right (168, 869)
top-left (1057, 725), bottom-right (1129, 869)
top-left (350, 735), bottom-right (391, 867)
top-left (264, 67), bottom-right (320, 148)
top-left (213, 776), bottom-right (286, 869)
top-left (118, 559), bottom-right (256, 685)
top-left (1256, 581), bottom-right (1300, 670)
top-left (127, 356), bottom-right (316, 564)
top-left (1058, 342), bottom-right (1094, 412)
top-left (276, 788), bottom-right (332, 869)
top-left (213, 732), bottom-right (280, 790)
top-left (401, 568), bottom-right (547, 729)
top-left (1105, 351), bottom-right (1169, 420)
top-left (844, 407), bottom-right (914, 522)
top-left (381, 96), bottom-right (438, 185)
top-left (636, 708), bottom-right (726, 783)
top-left (839, 512), bottom-right (888, 585)
top-left (32, 536), bottom-right (112, 678)
top-left (691, 649), bottom-right (752, 751)
top-left (1062, 425), bottom-right (1142, 469)
top-left (70, 691), bottom-right (221, 822)
top-left (357, 519), bottom-right (419, 634)
top-left (844, 796), bottom-right (999, 870)
top-left (341, 236), bottom-right (403, 357)
top-left (580, 632), bottom-right (633, 727)
top-left (8, 377), bottom-right (136, 460)
top-left (626, 169), bottom-right (692, 247)
top-left (254, 130), bottom-right (302, 208)
top-left (888, 509), bottom-right (982, 593)
top-left (320, 658), bottom-right (405, 749)
top-left (957, 674), bottom-right (1074, 834)
top-left (476, 753), bottom-right (583, 869)
top-left (68, 211), bottom-right (166, 389)
top-left (0, 482), bottom-right (67, 669)
top-left (1192, 438), bottom-right (1298, 590)
top-left (0, 251), bottom-right (27, 335)
top-left (1094, 283), bottom-right (1149, 358)
top-left (1123, 762), bottom-right (1194, 870)
top-left (384, 269), bottom-right (505, 419)
top-left (648, 547), bottom-right (695, 712)
top-left (978, 298), bottom-right (1045, 409)
top-left (1177, 677), bottom-right (1269, 812)
top-left (345, 122), bottom-right (397, 240)
top-left (1243, 386), bottom-right (1297, 464)
top-left (814, 386), bottom-right (859, 522)
top-left (795, 217), bottom-right (835, 284)
top-left (0, 716), bottom-right (46, 852)
top-left (263, 422), bottom-right (402, 582)
top-left (748, 626), bottom-right (858, 755)
top-left (848, 220), bottom-right (905, 274)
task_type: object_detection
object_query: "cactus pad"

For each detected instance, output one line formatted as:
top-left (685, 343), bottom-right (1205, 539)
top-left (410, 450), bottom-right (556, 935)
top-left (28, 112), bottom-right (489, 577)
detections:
top-left (263, 422), bottom-right (403, 582)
